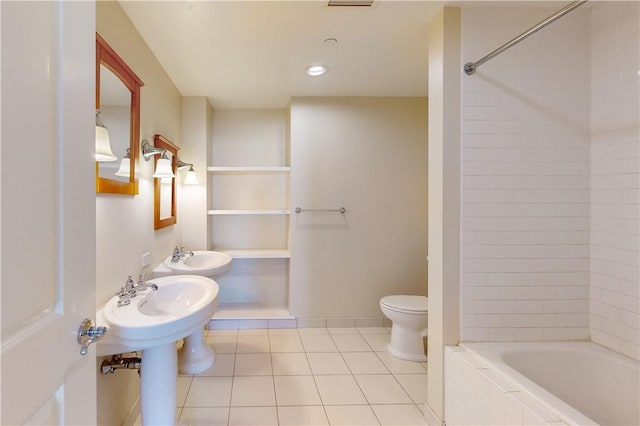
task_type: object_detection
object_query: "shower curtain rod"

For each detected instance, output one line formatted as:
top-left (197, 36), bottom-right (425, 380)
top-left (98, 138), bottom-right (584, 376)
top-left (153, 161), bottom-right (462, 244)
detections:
top-left (463, 0), bottom-right (588, 75)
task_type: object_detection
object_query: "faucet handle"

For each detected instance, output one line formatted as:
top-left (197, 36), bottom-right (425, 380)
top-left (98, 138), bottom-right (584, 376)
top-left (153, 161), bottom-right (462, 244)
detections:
top-left (116, 287), bottom-right (131, 306)
top-left (138, 272), bottom-right (147, 284)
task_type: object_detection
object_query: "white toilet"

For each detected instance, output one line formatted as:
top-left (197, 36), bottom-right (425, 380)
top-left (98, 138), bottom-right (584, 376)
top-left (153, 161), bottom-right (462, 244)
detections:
top-left (379, 295), bottom-right (428, 361)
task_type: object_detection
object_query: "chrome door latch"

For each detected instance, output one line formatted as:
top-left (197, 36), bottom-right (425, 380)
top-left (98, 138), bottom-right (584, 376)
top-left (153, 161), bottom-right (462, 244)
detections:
top-left (77, 318), bottom-right (107, 355)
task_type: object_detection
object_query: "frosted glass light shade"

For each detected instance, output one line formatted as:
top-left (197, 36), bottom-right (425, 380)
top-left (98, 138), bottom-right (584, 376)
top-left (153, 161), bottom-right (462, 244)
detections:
top-left (153, 157), bottom-right (175, 179)
top-left (183, 168), bottom-right (198, 185)
top-left (115, 157), bottom-right (130, 177)
top-left (95, 125), bottom-right (117, 161)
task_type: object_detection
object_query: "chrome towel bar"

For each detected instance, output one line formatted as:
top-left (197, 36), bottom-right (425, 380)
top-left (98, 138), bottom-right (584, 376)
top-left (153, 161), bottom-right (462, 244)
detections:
top-left (294, 207), bottom-right (347, 214)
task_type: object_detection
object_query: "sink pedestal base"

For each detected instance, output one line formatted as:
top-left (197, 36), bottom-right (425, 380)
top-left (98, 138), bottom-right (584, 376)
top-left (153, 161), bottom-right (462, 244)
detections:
top-left (178, 327), bottom-right (215, 374)
top-left (141, 342), bottom-right (177, 426)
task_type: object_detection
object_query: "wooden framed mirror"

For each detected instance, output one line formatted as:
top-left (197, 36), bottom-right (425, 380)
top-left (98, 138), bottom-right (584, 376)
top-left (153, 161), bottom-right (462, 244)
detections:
top-left (153, 134), bottom-right (178, 230)
top-left (96, 33), bottom-right (144, 195)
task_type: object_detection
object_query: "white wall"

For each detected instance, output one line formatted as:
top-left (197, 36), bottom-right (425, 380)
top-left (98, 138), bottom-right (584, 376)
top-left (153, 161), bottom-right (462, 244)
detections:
top-left (427, 7), bottom-right (461, 420)
top-left (460, 4), bottom-right (591, 342)
top-left (458, 2), bottom-right (639, 362)
top-left (180, 97), bottom-right (211, 250)
top-left (96, 2), bottom-right (184, 424)
top-left (589, 1), bottom-right (639, 361)
top-left (289, 97), bottom-right (428, 321)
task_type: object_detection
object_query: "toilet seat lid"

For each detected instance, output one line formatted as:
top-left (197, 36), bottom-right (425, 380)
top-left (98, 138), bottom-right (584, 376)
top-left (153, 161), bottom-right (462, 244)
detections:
top-left (380, 295), bottom-right (428, 312)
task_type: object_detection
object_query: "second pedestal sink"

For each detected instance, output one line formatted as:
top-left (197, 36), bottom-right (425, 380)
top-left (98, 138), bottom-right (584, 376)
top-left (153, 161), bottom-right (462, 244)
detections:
top-left (97, 275), bottom-right (219, 426)
top-left (164, 250), bottom-right (232, 277)
top-left (156, 250), bottom-right (233, 377)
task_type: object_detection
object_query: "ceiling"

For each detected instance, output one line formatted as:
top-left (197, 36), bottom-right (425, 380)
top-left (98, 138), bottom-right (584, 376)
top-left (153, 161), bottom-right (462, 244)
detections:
top-left (119, 1), bottom-right (444, 109)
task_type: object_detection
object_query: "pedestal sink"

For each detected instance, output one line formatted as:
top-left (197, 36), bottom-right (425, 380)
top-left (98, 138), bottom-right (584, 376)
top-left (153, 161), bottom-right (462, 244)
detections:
top-left (97, 275), bottom-right (219, 426)
top-left (163, 250), bottom-right (232, 277)
top-left (153, 250), bottom-right (233, 375)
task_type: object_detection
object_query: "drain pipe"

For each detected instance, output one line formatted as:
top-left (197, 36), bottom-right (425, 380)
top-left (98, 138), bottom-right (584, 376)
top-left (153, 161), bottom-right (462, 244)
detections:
top-left (101, 354), bottom-right (142, 375)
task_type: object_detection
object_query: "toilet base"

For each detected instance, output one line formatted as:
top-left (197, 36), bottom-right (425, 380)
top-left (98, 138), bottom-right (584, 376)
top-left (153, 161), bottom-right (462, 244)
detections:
top-left (387, 342), bottom-right (427, 362)
top-left (387, 324), bottom-right (427, 362)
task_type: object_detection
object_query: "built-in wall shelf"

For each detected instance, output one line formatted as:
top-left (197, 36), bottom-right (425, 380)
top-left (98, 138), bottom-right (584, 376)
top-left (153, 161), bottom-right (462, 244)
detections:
top-left (209, 109), bottom-right (291, 322)
top-left (208, 209), bottom-right (291, 215)
top-left (208, 166), bottom-right (290, 173)
top-left (220, 249), bottom-right (291, 259)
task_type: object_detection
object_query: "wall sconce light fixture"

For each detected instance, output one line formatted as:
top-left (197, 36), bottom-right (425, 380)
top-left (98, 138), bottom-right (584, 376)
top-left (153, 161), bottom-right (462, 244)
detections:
top-left (177, 159), bottom-right (198, 185)
top-left (95, 110), bottom-right (117, 162)
top-left (142, 139), bottom-right (175, 179)
top-left (114, 148), bottom-right (131, 177)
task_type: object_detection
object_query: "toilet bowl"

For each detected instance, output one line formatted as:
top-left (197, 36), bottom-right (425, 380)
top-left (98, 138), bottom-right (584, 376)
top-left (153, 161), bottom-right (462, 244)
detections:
top-left (379, 295), bottom-right (428, 362)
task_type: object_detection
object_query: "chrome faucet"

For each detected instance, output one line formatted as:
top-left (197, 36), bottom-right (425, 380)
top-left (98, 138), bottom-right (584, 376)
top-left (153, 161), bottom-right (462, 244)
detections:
top-left (171, 246), bottom-right (194, 263)
top-left (116, 273), bottom-right (158, 307)
top-left (134, 272), bottom-right (158, 292)
top-left (116, 276), bottom-right (136, 306)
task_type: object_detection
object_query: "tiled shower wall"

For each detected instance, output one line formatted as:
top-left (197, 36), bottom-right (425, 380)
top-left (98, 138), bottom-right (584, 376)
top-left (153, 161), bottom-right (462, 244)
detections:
top-left (460, 5), bottom-right (591, 342)
top-left (589, 2), bottom-right (639, 361)
top-left (460, 3), bottom-right (640, 360)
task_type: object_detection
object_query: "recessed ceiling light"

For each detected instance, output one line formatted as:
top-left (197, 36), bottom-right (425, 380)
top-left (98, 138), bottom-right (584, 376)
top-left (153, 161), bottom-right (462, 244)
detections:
top-left (306, 65), bottom-right (328, 77)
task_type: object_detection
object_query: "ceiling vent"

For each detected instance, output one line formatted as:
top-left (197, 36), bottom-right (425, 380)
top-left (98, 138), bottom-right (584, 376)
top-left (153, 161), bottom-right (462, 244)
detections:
top-left (327, 0), bottom-right (374, 6)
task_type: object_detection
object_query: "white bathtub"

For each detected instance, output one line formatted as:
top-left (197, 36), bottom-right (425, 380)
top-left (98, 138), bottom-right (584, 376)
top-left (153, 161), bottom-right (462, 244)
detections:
top-left (451, 342), bottom-right (639, 426)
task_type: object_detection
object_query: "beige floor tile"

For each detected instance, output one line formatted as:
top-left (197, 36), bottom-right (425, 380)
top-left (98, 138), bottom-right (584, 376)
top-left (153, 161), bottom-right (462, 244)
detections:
top-left (234, 353), bottom-right (273, 376)
top-left (306, 352), bottom-right (350, 375)
top-left (208, 329), bottom-right (238, 337)
top-left (184, 377), bottom-right (233, 407)
top-left (269, 334), bottom-right (304, 352)
top-left (300, 334), bottom-right (339, 352)
top-left (332, 334), bottom-right (373, 352)
top-left (394, 374), bottom-right (428, 404)
top-left (376, 352), bottom-right (427, 374)
top-left (370, 404), bottom-right (427, 426)
top-left (268, 328), bottom-right (300, 336)
top-left (228, 406), bottom-right (278, 426)
top-left (196, 353), bottom-right (235, 376)
top-left (230, 376), bottom-right (276, 406)
top-left (357, 327), bottom-right (390, 335)
top-left (298, 328), bottom-right (329, 335)
top-left (277, 406), bottom-right (329, 426)
top-left (362, 334), bottom-right (390, 352)
top-left (237, 328), bottom-right (269, 336)
top-left (236, 335), bottom-right (270, 353)
top-left (324, 405), bottom-right (381, 426)
top-left (207, 336), bottom-right (238, 354)
top-left (342, 352), bottom-right (389, 375)
top-left (354, 375), bottom-right (412, 404)
top-left (314, 375), bottom-right (367, 405)
top-left (328, 327), bottom-right (359, 335)
top-left (176, 376), bottom-right (193, 407)
top-left (179, 407), bottom-right (229, 426)
top-left (274, 375), bottom-right (322, 406)
top-left (272, 352), bottom-right (312, 375)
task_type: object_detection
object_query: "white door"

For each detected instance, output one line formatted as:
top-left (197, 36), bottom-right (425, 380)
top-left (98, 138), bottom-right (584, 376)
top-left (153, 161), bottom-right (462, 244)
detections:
top-left (1, 1), bottom-right (97, 424)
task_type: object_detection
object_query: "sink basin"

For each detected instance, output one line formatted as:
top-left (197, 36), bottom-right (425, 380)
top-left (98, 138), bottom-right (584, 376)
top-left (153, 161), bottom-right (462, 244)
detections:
top-left (97, 275), bottom-right (219, 426)
top-left (163, 250), bottom-right (232, 277)
top-left (98, 275), bottom-right (219, 352)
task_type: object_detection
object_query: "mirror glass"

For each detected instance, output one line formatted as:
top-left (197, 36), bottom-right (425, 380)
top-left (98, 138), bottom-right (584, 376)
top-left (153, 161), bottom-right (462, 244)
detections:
top-left (96, 33), bottom-right (144, 195)
top-left (153, 134), bottom-right (178, 230)
top-left (98, 64), bottom-right (130, 182)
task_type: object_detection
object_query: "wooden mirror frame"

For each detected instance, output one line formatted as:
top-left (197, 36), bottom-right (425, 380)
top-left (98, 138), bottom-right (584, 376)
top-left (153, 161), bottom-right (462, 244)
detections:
top-left (96, 33), bottom-right (144, 195)
top-left (153, 134), bottom-right (178, 230)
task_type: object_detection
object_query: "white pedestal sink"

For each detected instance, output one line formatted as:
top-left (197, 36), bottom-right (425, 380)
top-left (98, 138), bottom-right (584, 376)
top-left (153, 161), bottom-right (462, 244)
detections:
top-left (97, 275), bottom-right (219, 426)
top-left (163, 250), bottom-right (232, 277)
top-left (153, 251), bottom-right (232, 375)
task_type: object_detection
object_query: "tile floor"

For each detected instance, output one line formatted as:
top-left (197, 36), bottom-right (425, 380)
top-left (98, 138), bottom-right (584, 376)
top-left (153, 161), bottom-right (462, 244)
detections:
top-left (175, 327), bottom-right (429, 425)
